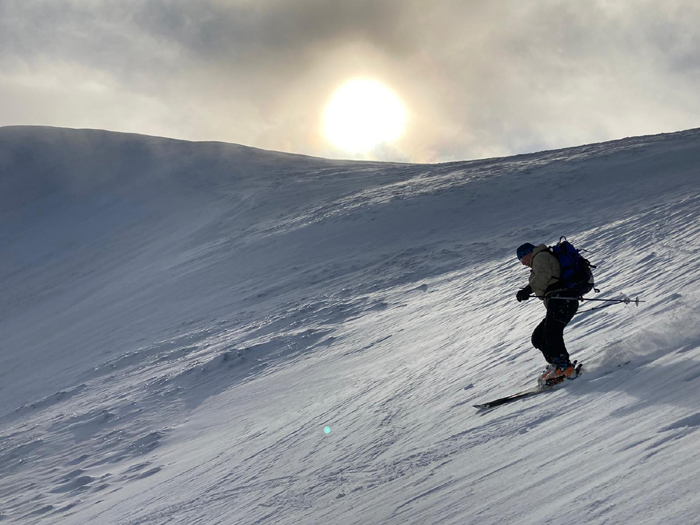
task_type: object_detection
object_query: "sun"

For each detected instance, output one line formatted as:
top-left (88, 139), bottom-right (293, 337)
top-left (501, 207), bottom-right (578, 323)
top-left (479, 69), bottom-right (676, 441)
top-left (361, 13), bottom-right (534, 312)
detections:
top-left (323, 79), bottom-right (407, 154)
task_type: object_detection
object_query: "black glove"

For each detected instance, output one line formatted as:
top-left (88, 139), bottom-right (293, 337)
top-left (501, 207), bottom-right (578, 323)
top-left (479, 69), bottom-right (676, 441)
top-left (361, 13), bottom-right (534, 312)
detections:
top-left (516, 286), bottom-right (532, 302)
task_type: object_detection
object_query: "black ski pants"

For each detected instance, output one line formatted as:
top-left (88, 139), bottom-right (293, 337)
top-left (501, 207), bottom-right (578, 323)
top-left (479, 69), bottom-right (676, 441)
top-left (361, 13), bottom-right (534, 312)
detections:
top-left (531, 292), bottom-right (579, 364)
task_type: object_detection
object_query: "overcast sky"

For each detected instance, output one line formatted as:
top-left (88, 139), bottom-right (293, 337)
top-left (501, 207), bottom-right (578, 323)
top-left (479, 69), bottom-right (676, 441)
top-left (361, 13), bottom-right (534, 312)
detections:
top-left (1, 0), bottom-right (699, 162)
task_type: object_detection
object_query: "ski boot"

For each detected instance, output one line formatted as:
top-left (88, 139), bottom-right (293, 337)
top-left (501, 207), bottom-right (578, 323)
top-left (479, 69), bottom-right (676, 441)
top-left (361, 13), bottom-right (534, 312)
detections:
top-left (538, 358), bottom-right (575, 387)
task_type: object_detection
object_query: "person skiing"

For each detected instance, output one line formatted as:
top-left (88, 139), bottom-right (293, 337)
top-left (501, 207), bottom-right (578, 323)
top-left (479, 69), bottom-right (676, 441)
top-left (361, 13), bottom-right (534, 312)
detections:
top-left (515, 242), bottom-right (579, 385)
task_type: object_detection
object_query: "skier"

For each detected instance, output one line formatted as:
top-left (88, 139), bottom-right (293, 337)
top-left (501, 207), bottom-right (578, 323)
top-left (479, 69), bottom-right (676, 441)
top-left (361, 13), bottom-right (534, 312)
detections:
top-left (515, 242), bottom-right (578, 385)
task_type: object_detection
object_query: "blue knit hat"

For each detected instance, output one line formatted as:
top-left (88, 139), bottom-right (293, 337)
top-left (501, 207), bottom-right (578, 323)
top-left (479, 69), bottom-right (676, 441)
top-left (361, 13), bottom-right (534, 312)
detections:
top-left (516, 243), bottom-right (535, 260)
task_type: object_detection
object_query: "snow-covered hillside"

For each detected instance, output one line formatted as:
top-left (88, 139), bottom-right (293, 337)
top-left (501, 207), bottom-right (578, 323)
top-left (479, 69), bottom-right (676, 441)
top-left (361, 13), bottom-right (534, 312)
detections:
top-left (1, 125), bottom-right (700, 524)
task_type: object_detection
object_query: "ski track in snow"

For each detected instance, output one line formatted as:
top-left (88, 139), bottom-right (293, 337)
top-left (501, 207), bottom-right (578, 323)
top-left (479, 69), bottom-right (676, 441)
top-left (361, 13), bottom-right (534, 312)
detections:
top-left (1, 126), bottom-right (700, 524)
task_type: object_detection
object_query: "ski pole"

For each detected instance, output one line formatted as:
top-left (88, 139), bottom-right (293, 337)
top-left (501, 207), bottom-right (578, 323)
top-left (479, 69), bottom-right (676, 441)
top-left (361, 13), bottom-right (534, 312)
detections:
top-left (540, 296), bottom-right (644, 306)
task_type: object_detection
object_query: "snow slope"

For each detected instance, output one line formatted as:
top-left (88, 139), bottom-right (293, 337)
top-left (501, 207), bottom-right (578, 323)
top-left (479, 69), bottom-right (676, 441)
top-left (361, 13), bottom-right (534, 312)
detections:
top-left (1, 125), bottom-right (700, 524)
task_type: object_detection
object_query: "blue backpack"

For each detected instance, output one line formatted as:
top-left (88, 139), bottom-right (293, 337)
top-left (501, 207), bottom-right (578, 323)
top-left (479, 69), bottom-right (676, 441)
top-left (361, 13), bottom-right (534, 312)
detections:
top-left (549, 237), bottom-right (596, 296)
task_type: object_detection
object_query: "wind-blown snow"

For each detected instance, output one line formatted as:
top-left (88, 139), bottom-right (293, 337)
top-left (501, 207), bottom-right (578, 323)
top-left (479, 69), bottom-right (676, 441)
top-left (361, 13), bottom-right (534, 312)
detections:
top-left (1, 125), bottom-right (700, 524)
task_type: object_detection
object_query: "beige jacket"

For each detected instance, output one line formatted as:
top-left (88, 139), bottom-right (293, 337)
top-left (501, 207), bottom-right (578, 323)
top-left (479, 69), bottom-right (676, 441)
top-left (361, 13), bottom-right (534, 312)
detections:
top-left (528, 244), bottom-right (562, 302)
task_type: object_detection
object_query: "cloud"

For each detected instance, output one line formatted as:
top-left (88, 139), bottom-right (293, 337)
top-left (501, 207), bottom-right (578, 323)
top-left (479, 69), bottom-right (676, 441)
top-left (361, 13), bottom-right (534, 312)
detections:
top-left (1, 0), bottom-right (700, 162)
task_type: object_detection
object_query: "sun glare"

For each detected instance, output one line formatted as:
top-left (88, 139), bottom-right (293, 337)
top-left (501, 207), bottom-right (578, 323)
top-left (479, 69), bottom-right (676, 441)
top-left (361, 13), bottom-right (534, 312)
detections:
top-left (324, 79), bottom-right (407, 154)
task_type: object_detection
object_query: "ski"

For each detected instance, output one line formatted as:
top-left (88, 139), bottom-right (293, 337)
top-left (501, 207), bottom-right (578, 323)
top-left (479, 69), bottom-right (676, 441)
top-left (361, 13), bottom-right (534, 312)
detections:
top-left (473, 362), bottom-right (583, 410)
